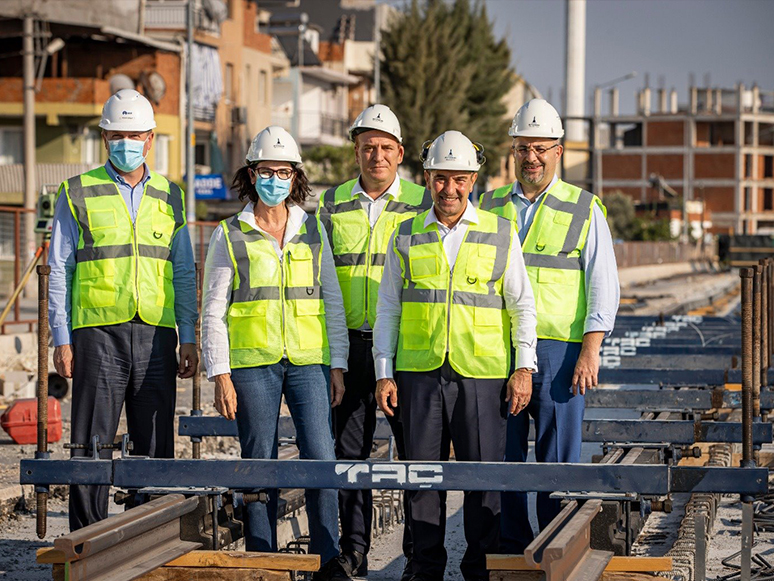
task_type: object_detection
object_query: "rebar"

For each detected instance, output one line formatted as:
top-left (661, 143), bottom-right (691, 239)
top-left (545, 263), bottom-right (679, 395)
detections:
top-left (36, 264), bottom-right (50, 540)
top-left (760, 259), bottom-right (769, 388)
top-left (740, 268), bottom-right (754, 467)
top-left (192, 262), bottom-right (202, 459)
top-left (753, 266), bottom-right (762, 419)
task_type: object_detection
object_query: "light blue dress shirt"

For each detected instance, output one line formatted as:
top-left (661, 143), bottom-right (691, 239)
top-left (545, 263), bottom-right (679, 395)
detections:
top-left (48, 162), bottom-right (197, 346)
top-left (511, 175), bottom-right (620, 335)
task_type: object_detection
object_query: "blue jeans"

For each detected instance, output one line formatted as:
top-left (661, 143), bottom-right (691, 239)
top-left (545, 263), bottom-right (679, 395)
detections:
top-left (501, 339), bottom-right (584, 553)
top-left (231, 361), bottom-right (339, 563)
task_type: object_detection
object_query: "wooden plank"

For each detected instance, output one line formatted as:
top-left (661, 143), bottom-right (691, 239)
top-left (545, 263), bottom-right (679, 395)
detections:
top-left (135, 568), bottom-right (291, 581)
top-left (37, 547), bottom-right (66, 564)
top-left (41, 548), bottom-right (319, 572)
top-left (490, 573), bottom-right (672, 581)
top-left (165, 551), bottom-right (320, 571)
top-left (487, 555), bottom-right (672, 572)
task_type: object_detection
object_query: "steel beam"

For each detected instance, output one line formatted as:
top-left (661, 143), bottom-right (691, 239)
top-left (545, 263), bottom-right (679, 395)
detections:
top-left (525, 499), bottom-right (612, 581)
top-left (20, 459), bottom-right (768, 495)
top-left (179, 415), bottom-right (773, 445)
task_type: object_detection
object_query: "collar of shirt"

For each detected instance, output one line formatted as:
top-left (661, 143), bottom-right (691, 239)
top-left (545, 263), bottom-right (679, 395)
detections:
top-left (238, 201), bottom-right (308, 243)
top-left (351, 174), bottom-right (400, 203)
top-left (424, 200), bottom-right (479, 232)
top-left (104, 161), bottom-right (150, 188)
top-left (511, 173), bottom-right (559, 206)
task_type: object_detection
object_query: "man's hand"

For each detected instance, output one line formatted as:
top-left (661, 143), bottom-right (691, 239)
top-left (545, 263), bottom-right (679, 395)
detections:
top-left (376, 378), bottom-right (398, 417)
top-left (505, 368), bottom-right (532, 415)
top-left (330, 368), bottom-right (345, 408)
top-left (572, 331), bottom-right (605, 395)
top-left (214, 374), bottom-right (237, 420)
top-left (178, 343), bottom-right (198, 379)
top-left (53, 345), bottom-right (74, 378)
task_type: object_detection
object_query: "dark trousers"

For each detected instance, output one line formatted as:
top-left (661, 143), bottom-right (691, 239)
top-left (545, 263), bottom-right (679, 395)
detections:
top-left (334, 330), bottom-right (410, 563)
top-left (69, 321), bottom-right (178, 531)
top-left (397, 359), bottom-right (507, 581)
top-left (501, 339), bottom-right (584, 553)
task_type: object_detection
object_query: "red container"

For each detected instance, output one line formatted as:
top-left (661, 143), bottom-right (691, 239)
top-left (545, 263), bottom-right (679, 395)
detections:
top-left (1, 397), bottom-right (62, 445)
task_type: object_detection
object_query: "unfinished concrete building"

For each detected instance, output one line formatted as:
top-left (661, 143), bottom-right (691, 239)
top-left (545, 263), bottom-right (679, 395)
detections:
top-left (593, 84), bottom-right (774, 235)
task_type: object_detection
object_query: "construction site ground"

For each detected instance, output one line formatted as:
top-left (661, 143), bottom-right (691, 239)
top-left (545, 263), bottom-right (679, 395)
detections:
top-left (0, 261), bottom-right (770, 580)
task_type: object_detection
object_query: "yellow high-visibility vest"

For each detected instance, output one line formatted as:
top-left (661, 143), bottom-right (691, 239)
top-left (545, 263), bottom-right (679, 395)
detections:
top-left (61, 165), bottom-right (184, 330)
top-left (222, 213), bottom-right (330, 368)
top-left (317, 178), bottom-right (430, 328)
top-left (393, 208), bottom-right (514, 378)
top-left (479, 180), bottom-right (605, 342)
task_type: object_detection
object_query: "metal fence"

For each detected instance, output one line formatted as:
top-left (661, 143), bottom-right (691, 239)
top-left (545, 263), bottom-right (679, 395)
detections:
top-left (613, 241), bottom-right (713, 269)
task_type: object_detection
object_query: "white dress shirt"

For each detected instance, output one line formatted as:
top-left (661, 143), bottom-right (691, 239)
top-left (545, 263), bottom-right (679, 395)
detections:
top-left (202, 203), bottom-right (349, 380)
top-left (373, 202), bottom-right (538, 380)
top-left (510, 175), bottom-right (620, 335)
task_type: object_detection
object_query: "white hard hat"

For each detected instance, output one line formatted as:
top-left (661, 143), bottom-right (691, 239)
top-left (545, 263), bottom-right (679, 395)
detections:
top-left (246, 126), bottom-right (303, 165)
top-left (349, 104), bottom-right (402, 143)
top-left (509, 98), bottom-right (564, 139)
top-left (99, 89), bottom-right (156, 132)
top-left (421, 130), bottom-right (484, 172)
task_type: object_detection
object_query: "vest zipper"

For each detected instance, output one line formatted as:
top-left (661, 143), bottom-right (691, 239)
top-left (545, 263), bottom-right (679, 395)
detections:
top-left (280, 250), bottom-right (288, 358)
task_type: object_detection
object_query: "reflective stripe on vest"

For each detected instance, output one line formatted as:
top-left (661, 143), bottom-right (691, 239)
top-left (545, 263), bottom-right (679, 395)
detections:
top-left (478, 184), bottom-right (518, 223)
top-left (317, 178), bottom-right (431, 329)
top-left (393, 209), bottom-right (513, 378)
top-left (223, 213), bottom-right (330, 368)
top-left (521, 181), bottom-right (602, 342)
top-left (63, 166), bottom-right (183, 330)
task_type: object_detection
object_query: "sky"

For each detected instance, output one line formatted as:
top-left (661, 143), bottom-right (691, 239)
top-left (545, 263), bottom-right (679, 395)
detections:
top-left (385, 0), bottom-right (774, 115)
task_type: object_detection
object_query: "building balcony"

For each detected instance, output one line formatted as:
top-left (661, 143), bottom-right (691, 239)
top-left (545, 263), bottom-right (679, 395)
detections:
top-left (144, 0), bottom-right (222, 36)
top-left (271, 111), bottom-right (349, 147)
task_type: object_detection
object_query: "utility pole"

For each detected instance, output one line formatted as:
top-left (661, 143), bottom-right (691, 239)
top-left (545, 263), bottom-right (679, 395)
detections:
top-left (373, 4), bottom-right (381, 103)
top-left (186, 0), bottom-right (196, 226)
top-left (23, 15), bottom-right (36, 259)
top-left (291, 13), bottom-right (307, 140)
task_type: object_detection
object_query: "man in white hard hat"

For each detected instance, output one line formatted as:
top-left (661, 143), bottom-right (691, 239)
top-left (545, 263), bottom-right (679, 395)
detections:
top-left (478, 98), bottom-right (620, 552)
top-left (374, 131), bottom-right (537, 581)
top-left (48, 89), bottom-right (198, 531)
top-left (317, 104), bottom-right (431, 580)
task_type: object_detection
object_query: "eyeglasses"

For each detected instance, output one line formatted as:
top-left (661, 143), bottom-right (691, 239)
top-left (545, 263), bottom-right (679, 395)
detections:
top-left (253, 167), bottom-right (293, 180)
top-left (511, 143), bottom-right (559, 158)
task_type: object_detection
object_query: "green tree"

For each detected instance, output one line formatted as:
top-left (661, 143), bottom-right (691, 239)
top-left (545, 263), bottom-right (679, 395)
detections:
top-left (302, 144), bottom-right (359, 185)
top-left (380, 0), bottom-right (513, 177)
top-left (604, 190), bottom-right (636, 240)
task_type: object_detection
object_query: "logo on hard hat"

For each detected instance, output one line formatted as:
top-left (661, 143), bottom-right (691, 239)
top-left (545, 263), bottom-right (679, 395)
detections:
top-left (121, 110), bottom-right (134, 117)
top-left (444, 149), bottom-right (456, 161)
top-left (374, 113), bottom-right (383, 122)
top-left (528, 116), bottom-right (539, 128)
top-left (273, 138), bottom-right (285, 149)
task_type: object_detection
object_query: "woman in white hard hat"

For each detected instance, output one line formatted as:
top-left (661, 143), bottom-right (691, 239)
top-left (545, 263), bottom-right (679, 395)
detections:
top-left (201, 126), bottom-right (348, 578)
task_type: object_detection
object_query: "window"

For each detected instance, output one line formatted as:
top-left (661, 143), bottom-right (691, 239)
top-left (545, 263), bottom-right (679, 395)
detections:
top-left (243, 64), bottom-right (251, 104)
top-left (765, 156), bottom-right (773, 179)
top-left (225, 63), bottom-right (234, 103)
top-left (258, 70), bottom-right (267, 105)
top-left (695, 121), bottom-right (735, 147)
top-left (81, 129), bottom-right (102, 165)
top-left (765, 188), bottom-right (774, 212)
top-left (0, 127), bottom-right (23, 164)
top-left (154, 134), bottom-right (170, 176)
top-left (745, 154), bottom-right (754, 179)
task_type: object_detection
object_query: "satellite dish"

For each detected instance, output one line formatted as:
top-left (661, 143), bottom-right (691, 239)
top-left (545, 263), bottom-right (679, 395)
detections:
top-left (141, 71), bottom-right (167, 104)
top-left (108, 74), bottom-right (134, 95)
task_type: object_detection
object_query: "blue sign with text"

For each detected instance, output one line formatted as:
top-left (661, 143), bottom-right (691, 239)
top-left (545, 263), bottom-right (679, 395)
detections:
top-left (194, 174), bottom-right (228, 200)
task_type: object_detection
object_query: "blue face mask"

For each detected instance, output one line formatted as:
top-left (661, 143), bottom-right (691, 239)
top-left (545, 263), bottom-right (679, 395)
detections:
top-left (108, 138), bottom-right (147, 172)
top-left (255, 175), bottom-right (292, 207)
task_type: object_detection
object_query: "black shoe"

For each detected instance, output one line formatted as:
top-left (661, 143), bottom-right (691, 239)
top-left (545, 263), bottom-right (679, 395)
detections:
top-left (313, 557), bottom-right (346, 581)
top-left (399, 557), bottom-right (413, 581)
top-left (323, 550), bottom-right (365, 581)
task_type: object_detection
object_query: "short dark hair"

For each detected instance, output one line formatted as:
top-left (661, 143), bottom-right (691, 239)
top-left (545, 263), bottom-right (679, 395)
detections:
top-left (231, 164), bottom-right (311, 206)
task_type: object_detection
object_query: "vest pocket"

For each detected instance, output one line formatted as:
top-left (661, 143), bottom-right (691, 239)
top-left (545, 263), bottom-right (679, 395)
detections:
top-left (228, 302), bottom-right (269, 349)
top-left (77, 260), bottom-right (116, 309)
top-left (332, 216), bottom-right (368, 253)
top-left (466, 244), bottom-right (497, 281)
top-left (151, 199), bottom-right (176, 245)
top-left (87, 208), bottom-right (117, 231)
top-left (473, 308), bottom-right (505, 356)
top-left (400, 302), bottom-right (431, 350)
top-left (155, 260), bottom-right (175, 308)
top-left (409, 255), bottom-right (439, 280)
top-left (294, 299), bottom-right (325, 349)
top-left (536, 268), bottom-right (577, 316)
top-left (288, 246), bottom-right (314, 287)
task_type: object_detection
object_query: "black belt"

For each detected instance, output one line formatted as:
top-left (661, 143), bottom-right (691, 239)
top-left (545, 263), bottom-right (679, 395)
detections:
top-left (349, 328), bottom-right (374, 342)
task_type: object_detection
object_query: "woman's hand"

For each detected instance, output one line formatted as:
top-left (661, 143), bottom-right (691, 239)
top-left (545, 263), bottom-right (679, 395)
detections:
top-left (330, 368), bottom-right (345, 408)
top-left (214, 374), bottom-right (237, 420)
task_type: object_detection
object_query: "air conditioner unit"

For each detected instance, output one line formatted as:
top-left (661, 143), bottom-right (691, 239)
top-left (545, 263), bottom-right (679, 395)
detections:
top-left (232, 106), bottom-right (248, 125)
